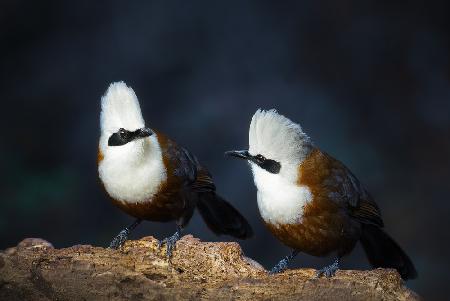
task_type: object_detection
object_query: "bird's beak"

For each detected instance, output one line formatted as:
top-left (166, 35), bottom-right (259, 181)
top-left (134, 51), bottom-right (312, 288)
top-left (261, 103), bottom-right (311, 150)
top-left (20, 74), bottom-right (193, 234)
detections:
top-left (135, 127), bottom-right (153, 139)
top-left (225, 150), bottom-right (252, 160)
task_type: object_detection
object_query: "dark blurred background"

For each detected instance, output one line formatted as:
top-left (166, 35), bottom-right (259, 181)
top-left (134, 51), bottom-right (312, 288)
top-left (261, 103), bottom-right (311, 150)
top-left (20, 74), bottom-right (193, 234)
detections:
top-left (1, 1), bottom-right (449, 299)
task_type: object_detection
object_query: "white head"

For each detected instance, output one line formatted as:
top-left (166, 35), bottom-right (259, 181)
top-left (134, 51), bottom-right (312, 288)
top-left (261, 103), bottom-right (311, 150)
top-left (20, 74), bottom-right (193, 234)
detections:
top-left (100, 81), bottom-right (145, 135)
top-left (227, 109), bottom-right (313, 183)
top-left (249, 109), bottom-right (313, 179)
top-left (98, 82), bottom-right (166, 203)
top-left (99, 82), bottom-right (151, 159)
top-left (226, 109), bottom-right (314, 225)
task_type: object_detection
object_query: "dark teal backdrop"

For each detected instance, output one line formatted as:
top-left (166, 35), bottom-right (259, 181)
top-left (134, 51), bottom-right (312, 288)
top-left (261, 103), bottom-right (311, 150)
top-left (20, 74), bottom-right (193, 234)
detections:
top-left (1, 1), bottom-right (449, 299)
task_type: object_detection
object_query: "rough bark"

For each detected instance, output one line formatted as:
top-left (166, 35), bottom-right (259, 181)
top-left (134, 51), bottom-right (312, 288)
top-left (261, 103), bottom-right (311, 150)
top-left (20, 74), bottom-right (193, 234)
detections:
top-left (0, 236), bottom-right (420, 301)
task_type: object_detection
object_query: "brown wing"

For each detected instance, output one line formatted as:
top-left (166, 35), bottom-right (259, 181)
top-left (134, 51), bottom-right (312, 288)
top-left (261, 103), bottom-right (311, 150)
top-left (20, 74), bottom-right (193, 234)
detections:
top-left (352, 197), bottom-right (383, 227)
top-left (156, 130), bottom-right (216, 193)
top-left (337, 163), bottom-right (384, 227)
top-left (300, 148), bottom-right (384, 227)
top-left (190, 166), bottom-right (216, 193)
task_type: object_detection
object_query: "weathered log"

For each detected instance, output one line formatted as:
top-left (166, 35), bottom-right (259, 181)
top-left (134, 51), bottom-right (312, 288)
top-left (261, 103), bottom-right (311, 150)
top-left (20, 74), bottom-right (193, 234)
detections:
top-left (0, 236), bottom-right (420, 300)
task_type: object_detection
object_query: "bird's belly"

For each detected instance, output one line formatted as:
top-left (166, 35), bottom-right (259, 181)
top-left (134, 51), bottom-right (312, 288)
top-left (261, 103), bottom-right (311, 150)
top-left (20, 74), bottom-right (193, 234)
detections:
top-left (264, 204), bottom-right (358, 257)
top-left (111, 188), bottom-right (185, 222)
top-left (265, 218), bottom-right (342, 256)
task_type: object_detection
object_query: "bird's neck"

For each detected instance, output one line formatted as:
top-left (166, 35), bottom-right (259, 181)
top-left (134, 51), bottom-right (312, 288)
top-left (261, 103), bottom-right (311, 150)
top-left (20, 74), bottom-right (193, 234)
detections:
top-left (253, 167), bottom-right (313, 225)
top-left (98, 135), bottom-right (167, 204)
top-left (252, 147), bottom-right (314, 225)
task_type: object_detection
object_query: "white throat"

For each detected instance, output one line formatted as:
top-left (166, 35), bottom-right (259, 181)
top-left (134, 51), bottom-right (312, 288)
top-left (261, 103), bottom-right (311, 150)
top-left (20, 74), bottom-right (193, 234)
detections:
top-left (252, 163), bottom-right (312, 225)
top-left (98, 134), bottom-right (167, 203)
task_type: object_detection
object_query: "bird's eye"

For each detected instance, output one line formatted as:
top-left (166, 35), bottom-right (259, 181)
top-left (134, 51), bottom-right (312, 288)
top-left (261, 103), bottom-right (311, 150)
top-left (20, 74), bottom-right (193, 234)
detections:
top-left (118, 128), bottom-right (126, 136)
top-left (255, 154), bottom-right (265, 161)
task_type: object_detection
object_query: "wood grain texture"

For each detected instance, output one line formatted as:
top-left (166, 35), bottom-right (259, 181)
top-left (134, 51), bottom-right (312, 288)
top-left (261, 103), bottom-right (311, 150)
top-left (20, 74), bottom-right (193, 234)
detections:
top-left (0, 237), bottom-right (420, 301)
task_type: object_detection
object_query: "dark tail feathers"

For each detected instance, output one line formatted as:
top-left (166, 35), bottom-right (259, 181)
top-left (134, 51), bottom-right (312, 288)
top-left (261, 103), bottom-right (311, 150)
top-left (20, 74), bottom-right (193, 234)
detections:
top-left (197, 193), bottom-right (253, 239)
top-left (360, 224), bottom-right (417, 280)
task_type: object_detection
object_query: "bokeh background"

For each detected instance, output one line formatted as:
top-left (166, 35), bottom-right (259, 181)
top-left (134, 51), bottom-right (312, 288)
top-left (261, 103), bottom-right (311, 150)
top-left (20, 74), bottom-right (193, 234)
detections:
top-left (1, 1), bottom-right (449, 299)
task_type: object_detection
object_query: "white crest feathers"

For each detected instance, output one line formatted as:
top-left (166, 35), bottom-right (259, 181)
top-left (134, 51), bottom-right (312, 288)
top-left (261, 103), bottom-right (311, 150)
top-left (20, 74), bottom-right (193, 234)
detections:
top-left (100, 81), bottom-right (145, 133)
top-left (249, 109), bottom-right (312, 166)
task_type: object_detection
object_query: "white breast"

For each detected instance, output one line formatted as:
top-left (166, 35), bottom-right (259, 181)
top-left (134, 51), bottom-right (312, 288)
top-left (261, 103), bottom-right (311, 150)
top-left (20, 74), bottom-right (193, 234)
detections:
top-left (98, 135), bottom-right (167, 204)
top-left (252, 165), bottom-right (312, 225)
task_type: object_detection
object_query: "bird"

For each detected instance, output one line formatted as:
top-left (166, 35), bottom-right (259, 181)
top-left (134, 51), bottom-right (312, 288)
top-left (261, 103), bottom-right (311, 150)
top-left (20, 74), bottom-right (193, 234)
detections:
top-left (98, 81), bottom-right (253, 257)
top-left (225, 109), bottom-right (417, 280)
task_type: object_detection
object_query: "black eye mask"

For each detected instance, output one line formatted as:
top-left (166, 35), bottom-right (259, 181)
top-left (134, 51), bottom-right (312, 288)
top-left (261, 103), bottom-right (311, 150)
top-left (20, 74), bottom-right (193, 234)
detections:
top-left (258, 158), bottom-right (281, 174)
top-left (224, 150), bottom-right (281, 174)
top-left (108, 128), bottom-right (153, 146)
top-left (108, 131), bottom-right (129, 146)
top-left (251, 155), bottom-right (281, 174)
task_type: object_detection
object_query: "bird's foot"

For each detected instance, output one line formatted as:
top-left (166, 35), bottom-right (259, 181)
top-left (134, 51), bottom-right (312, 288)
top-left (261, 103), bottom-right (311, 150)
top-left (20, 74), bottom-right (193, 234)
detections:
top-left (315, 258), bottom-right (339, 278)
top-left (108, 229), bottom-right (129, 250)
top-left (158, 227), bottom-right (182, 258)
top-left (269, 250), bottom-right (299, 274)
top-left (108, 219), bottom-right (142, 250)
top-left (269, 258), bottom-right (290, 274)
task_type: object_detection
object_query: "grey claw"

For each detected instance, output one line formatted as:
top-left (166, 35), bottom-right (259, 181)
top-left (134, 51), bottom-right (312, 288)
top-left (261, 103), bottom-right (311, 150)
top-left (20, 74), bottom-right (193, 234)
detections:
top-left (315, 259), bottom-right (339, 278)
top-left (165, 237), bottom-right (177, 258)
top-left (109, 229), bottom-right (129, 249)
top-left (269, 260), bottom-right (288, 274)
top-left (269, 250), bottom-right (299, 275)
top-left (158, 230), bottom-right (181, 259)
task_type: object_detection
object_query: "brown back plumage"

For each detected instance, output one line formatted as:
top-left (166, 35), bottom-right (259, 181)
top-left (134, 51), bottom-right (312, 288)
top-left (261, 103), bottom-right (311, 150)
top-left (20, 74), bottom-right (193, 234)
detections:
top-left (299, 148), bottom-right (383, 227)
